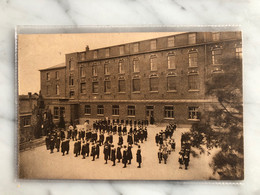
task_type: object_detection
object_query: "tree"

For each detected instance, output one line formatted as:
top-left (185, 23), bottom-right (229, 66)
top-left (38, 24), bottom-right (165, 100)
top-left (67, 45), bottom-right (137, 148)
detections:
top-left (189, 55), bottom-right (243, 180)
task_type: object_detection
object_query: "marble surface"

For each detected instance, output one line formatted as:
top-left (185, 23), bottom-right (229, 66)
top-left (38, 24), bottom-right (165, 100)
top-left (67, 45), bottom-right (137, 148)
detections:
top-left (1, 0), bottom-right (260, 194)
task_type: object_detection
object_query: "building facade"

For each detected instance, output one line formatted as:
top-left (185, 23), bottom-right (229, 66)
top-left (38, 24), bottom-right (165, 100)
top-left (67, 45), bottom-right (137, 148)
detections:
top-left (19, 93), bottom-right (38, 142)
top-left (39, 32), bottom-right (242, 125)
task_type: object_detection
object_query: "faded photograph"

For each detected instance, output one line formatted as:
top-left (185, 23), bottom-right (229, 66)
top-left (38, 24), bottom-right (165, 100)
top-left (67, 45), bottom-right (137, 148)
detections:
top-left (18, 32), bottom-right (243, 180)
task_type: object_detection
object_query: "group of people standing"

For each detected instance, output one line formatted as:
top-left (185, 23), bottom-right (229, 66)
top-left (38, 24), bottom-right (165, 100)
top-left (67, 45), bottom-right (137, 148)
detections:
top-left (178, 133), bottom-right (191, 170)
top-left (155, 123), bottom-right (177, 164)
top-left (45, 118), bottom-right (147, 169)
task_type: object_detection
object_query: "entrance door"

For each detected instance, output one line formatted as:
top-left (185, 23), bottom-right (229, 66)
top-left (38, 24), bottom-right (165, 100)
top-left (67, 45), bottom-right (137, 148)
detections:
top-left (146, 106), bottom-right (154, 124)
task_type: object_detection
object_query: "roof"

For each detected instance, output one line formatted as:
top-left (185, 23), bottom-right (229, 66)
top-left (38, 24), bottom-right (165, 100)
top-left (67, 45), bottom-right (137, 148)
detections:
top-left (19, 94), bottom-right (38, 100)
top-left (39, 62), bottom-right (66, 71)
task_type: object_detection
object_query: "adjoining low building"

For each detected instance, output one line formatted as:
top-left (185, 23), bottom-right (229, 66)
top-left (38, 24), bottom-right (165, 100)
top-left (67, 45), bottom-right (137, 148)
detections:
top-left (19, 92), bottom-right (38, 142)
top-left (39, 32), bottom-right (242, 126)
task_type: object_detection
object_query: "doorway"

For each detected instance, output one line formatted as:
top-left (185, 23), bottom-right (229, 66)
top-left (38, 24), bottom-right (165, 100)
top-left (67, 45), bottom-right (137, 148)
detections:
top-left (146, 106), bottom-right (154, 124)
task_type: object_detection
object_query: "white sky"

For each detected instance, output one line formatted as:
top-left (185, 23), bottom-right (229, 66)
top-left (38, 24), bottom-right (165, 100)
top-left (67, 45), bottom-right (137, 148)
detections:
top-left (18, 32), bottom-right (180, 95)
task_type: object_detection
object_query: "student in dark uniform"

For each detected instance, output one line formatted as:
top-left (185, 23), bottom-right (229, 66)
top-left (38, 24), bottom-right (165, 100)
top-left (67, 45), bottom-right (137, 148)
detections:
top-left (158, 148), bottom-right (163, 163)
top-left (136, 145), bottom-right (142, 168)
top-left (118, 135), bottom-right (123, 146)
top-left (45, 134), bottom-right (50, 150)
top-left (91, 143), bottom-right (96, 161)
top-left (96, 143), bottom-right (100, 159)
top-left (78, 140), bottom-right (81, 156)
top-left (74, 141), bottom-right (79, 157)
top-left (49, 136), bottom-right (55, 154)
top-left (155, 133), bottom-right (159, 146)
top-left (99, 131), bottom-right (104, 145)
top-left (123, 125), bottom-right (127, 135)
top-left (56, 136), bottom-right (61, 151)
top-left (61, 139), bottom-right (66, 156)
top-left (86, 141), bottom-right (90, 157)
top-left (108, 142), bottom-right (111, 160)
top-left (162, 147), bottom-right (168, 164)
top-left (118, 125), bottom-right (122, 135)
top-left (116, 146), bottom-right (122, 163)
top-left (184, 154), bottom-right (189, 170)
top-left (122, 145), bottom-right (127, 168)
top-left (144, 128), bottom-right (148, 141)
top-left (178, 154), bottom-right (183, 169)
top-left (81, 143), bottom-right (87, 159)
top-left (103, 143), bottom-right (109, 164)
top-left (171, 139), bottom-right (176, 151)
top-left (65, 139), bottom-right (70, 154)
top-left (127, 145), bottom-right (133, 165)
top-left (111, 145), bottom-right (116, 166)
top-left (129, 126), bottom-right (133, 134)
top-left (140, 129), bottom-right (144, 143)
top-left (127, 133), bottom-right (133, 145)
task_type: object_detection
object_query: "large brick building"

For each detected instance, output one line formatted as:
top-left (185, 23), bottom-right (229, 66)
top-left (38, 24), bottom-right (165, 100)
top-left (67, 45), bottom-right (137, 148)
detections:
top-left (39, 32), bottom-right (242, 125)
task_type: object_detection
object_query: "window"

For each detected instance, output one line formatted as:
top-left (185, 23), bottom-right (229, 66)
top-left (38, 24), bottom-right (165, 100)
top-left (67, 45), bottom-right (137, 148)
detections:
top-left (93, 51), bottom-right (98, 59)
top-left (151, 40), bottom-right (157, 50)
top-left (150, 57), bottom-right (157, 71)
top-left (55, 71), bottom-right (59, 80)
top-left (80, 66), bottom-right (85, 77)
top-left (236, 47), bottom-right (242, 59)
top-left (69, 74), bottom-right (74, 86)
top-left (54, 107), bottom-right (65, 119)
top-left (56, 85), bottom-right (60, 95)
top-left (92, 82), bottom-right (98, 93)
top-left (189, 53), bottom-right (198, 67)
top-left (84, 105), bottom-right (91, 115)
top-left (168, 37), bottom-right (175, 47)
top-left (119, 46), bottom-right (124, 55)
top-left (104, 81), bottom-right (111, 93)
top-left (46, 73), bottom-right (50, 81)
top-left (188, 107), bottom-right (199, 119)
top-left (54, 107), bottom-right (59, 119)
top-left (104, 63), bottom-right (110, 75)
top-left (133, 59), bottom-right (140, 72)
top-left (167, 76), bottom-right (177, 91)
top-left (133, 79), bottom-right (140, 92)
top-left (46, 86), bottom-right (50, 95)
top-left (105, 48), bottom-right (109, 57)
top-left (80, 83), bottom-right (86, 93)
top-left (164, 106), bottom-right (174, 118)
top-left (112, 105), bottom-right (119, 116)
top-left (168, 55), bottom-right (176, 69)
top-left (212, 32), bottom-right (220, 41)
top-left (212, 49), bottom-right (222, 65)
top-left (69, 60), bottom-right (73, 70)
top-left (97, 105), bottom-right (104, 115)
top-left (69, 91), bottom-right (75, 98)
top-left (118, 79), bottom-right (126, 92)
top-left (188, 33), bottom-right (196, 44)
top-left (118, 60), bottom-right (125, 74)
top-left (23, 117), bottom-right (30, 127)
top-left (127, 106), bottom-right (135, 116)
top-left (133, 43), bottom-right (139, 53)
top-left (150, 77), bottom-right (159, 91)
top-left (92, 64), bottom-right (97, 76)
top-left (188, 74), bottom-right (199, 90)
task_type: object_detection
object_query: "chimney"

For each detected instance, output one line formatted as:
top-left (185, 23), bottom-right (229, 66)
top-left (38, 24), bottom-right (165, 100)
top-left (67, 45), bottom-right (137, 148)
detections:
top-left (86, 45), bottom-right (89, 51)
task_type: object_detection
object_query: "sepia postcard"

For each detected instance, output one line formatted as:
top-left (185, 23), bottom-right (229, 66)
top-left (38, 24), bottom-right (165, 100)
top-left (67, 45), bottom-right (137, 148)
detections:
top-left (17, 31), bottom-right (243, 180)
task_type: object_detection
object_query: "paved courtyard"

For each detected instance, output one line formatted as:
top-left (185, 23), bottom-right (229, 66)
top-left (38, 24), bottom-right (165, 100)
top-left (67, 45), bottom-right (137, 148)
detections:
top-left (19, 125), bottom-right (216, 180)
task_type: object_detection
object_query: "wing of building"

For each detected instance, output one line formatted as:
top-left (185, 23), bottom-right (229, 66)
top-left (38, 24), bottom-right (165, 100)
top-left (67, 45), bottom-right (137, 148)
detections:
top-left (39, 32), bottom-right (242, 126)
